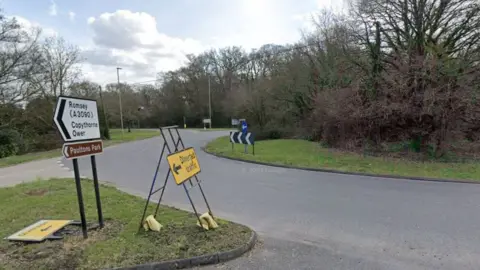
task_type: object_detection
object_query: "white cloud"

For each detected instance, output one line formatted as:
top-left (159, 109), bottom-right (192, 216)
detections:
top-left (12, 16), bottom-right (58, 38)
top-left (68, 11), bottom-right (76, 22)
top-left (84, 10), bottom-right (205, 84)
top-left (7, 2), bottom-right (343, 85)
top-left (49, 0), bottom-right (57, 16)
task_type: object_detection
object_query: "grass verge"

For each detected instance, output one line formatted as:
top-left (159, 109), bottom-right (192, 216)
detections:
top-left (0, 129), bottom-right (159, 168)
top-left (0, 178), bottom-right (251, 270)
top-left (187, 128), bottom-right (235, 132)
top-left (205, 136), bottom-right (480, 182)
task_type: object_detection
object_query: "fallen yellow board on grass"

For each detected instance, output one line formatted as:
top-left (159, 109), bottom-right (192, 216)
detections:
top-left (6, 220), bottom-right (74, 242)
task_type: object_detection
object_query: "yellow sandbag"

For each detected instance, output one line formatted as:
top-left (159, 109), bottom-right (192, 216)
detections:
top-left (143, 215), bottom-right (162, 232)
top-left (196, 212), bottom-right (218, 230)
top-left (196, 219), bottom-right (209, 230)
top-left (201, 212), bottom-right (219, 229)
top-left (143, 221), bottom-right (149, 231)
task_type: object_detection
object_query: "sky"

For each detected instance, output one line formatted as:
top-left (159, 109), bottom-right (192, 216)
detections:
top-left (1, 0), bottom-right (347, 85)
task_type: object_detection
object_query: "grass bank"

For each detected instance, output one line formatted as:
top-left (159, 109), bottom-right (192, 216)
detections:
top-left (0, 178), bottom-right (251, 270)
top-left (0, 129), bottom-right (159, 168)
top-left (205, 136), bottom-right (480, 182)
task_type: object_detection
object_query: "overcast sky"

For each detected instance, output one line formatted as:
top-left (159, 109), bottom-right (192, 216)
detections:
top-left (2, 0), bottom-right (346, 85)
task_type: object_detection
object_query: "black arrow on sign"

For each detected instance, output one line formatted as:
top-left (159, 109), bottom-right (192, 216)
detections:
top-left (40, 225), bottom-right (52, 232)
top-left (173, 163), bottom-right (182, 174)
top-left (56, 99), bottom-right (71, 139)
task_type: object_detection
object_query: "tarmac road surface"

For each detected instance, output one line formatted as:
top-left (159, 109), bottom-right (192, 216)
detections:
top-left (64, 129), bottom-right (480, 270)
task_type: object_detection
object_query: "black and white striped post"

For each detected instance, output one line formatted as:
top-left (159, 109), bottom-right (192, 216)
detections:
top-left (230, 131), bottom-right (255, 155)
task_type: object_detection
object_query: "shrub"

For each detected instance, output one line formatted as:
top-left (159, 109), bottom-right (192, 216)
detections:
top-left (308, 53), bottom-right (480, 158)
top-left (0, 129), bottom-right (21, 158)
top-left (29, 133), bottom-right (63, 152)
top-left (249, 125), bottom-right (293, 141)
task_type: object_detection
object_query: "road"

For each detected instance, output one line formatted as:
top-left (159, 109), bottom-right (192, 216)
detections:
top-left (64, 130), bottom-right (480, 270)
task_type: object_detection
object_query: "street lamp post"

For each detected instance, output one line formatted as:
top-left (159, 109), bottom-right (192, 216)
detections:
top-left (99, 86), bottom-right (110, 139)
top-left (116, 67), bottom-right (124, 139)
top-left (182, 95), bottom-right (187, 129)
top-left (208, 75), bottom-right (212, 128)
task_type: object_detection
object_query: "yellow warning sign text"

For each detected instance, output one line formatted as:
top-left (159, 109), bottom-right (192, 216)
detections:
top-left (167, 147), bottom-right (201, 185)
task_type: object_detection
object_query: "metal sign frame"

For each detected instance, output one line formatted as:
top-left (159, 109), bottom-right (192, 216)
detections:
top-left (138, 126), bottom-right (213, 234)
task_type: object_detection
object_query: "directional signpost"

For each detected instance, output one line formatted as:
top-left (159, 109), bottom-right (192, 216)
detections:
top-left (54, 97), bottom-right (101, 142)
top-left (230, 131), bottom-right (255, 155)
top-left (63, 140), bottom-right (103, 160)
top-left (53, 96), bottom-right (104, 239)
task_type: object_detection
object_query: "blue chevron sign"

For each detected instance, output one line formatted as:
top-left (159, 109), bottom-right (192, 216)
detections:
top-left (230, 131), bottom-right (254, 145)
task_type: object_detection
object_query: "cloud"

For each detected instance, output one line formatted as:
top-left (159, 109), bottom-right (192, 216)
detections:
top-left (12, 16), bottom-right (58, 38)
top-left (87, 10), bottom-right (203, 53)
top-left (49, 0), bottom-right (57, 16)
top-left (83, 10), bottom-right (205, 84)
top-left (68, 11), bottom-right (76, 22)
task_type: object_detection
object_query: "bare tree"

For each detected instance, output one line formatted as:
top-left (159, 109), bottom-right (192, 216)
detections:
top-left (30, 36), bottom-right (83, 97)
top-left (0, 14), bottom-right (43, 105)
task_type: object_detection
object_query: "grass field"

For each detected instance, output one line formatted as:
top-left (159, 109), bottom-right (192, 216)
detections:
top-left (0, 129), bottom-right (159, 168)
top-left (205, 136), bottom-right (480, 181)
top-left (0, 179), bottom-right (251, 270)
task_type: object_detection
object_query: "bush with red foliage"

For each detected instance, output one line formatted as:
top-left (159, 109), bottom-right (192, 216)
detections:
top-left (309, 54), bottom-right (480, 158)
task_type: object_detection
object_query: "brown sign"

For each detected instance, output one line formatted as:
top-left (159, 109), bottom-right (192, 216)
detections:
top-left (63, 140), bottom-right (103, 159)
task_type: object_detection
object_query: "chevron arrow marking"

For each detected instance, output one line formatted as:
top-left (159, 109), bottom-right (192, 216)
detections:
top-left (245, 133), bottom-right (251, 145)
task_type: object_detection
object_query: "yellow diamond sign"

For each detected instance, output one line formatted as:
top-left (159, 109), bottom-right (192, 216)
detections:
top-left (167, 147), bottom-right (201, 185)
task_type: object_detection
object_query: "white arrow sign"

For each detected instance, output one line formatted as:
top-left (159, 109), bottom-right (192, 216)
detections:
top-left (53, 96), bottom-right (101, 142)
top-left (63, 145), bottom-right (70, 158)
top-left (245, 133), bottom-right (252, 145)
top-left (230, 132), bottom-right (235, 143)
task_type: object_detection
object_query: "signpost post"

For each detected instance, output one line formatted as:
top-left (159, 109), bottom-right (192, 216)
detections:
top-left (53, 96), bottom-right (105, 239)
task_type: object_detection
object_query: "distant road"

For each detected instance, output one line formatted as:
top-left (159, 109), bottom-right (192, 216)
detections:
top-left (65, 130), bottom-right (480, 270)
